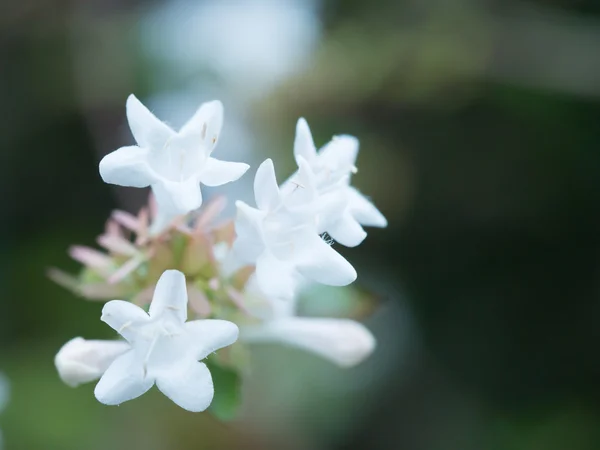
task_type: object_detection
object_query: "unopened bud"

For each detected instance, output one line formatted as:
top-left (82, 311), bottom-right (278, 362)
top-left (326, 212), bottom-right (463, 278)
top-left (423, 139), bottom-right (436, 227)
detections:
top-left (55, 337), bottom-right (130, 387)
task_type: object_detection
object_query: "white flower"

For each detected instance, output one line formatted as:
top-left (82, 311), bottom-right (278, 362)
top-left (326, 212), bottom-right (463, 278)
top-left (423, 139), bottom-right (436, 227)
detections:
top-left (287, 118), bottom-right (387, 247)
top-left (55, 337), bottom-right (130, 387)
top-left (232, 158), bottom-right (356, 299)
top-left (94, 269), bottom-right (239, 412)
top-left (99, 94), bottom-right (249, 229)
top-left (240, 282), bottom-right (375, 367)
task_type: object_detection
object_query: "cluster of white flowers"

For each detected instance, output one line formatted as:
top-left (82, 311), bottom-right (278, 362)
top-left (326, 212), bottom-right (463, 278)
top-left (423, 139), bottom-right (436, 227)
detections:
top-left (54, 95), bottom-right (386, 414)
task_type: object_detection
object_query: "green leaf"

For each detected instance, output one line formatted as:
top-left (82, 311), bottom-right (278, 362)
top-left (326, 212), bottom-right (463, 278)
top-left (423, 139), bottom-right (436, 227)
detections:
top-left (205, 357), bottom-right (242, 421)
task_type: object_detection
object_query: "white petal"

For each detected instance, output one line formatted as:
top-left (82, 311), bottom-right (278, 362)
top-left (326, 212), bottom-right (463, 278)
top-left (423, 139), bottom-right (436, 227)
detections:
top-left (255, 250), bottom-right (297, 299)
top-left (347, 187), bottom-right (387, 227)
top-left (148, 270), bottom-right (188, 322)
top-left (183, 319), bottom-right (239, 360)
top-left (55, 338), bottom-right (130, 387)
top-left (148, 208), bottom-right (178, 235)
top-left (294, 118), bottom-right (317, 166)
top-left (179, 100), bottom-right (223, 154)
top-left (293, 232), bottom-right (357, 286)
top-left (101, 300), bottom-right (150, 342)
top-left (253, 159), bottom-right (281, 211)
top-left (126, 94), bottom-right (174, 149)
top-left (198, 158), bottom-right (249, 187)
top-left (314, 188), bottom-right (349, 233)
top-left (326, 212), bottom-right (367, 247)
top-left (231, 201), bottom-right (266, 264)
top-left (99, 146), bottom-right (156, 188)
top-left (151, 176), bottom-right (202, 216)
top-left (318, 135), bottom-right (359, 174)
top-left (155, 361), bottom-right (213, 412)
top-left (285, 156), bottom-right (318, 206)
top-left (242, 318), bottom-right (375, 367)
top-left (94, 350), bottom-right (154, 405)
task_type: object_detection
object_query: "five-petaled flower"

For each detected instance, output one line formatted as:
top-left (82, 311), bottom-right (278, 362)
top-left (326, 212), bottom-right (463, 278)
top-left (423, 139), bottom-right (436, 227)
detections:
top-left (99, 94), bottom-right (249, 231)
top-left (94, 270), bottom-right (239, 412)
top-left (232, 158), bottom-right (356, 299)
top-left (286, 118), bottom-right (387, 247)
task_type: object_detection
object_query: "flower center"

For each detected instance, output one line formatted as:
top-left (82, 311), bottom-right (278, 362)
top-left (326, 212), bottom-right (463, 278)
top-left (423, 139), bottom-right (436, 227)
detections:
top-left (148, 137), bottom-right (209, 182)
top-left (133, 320), bottom-right (184, 377)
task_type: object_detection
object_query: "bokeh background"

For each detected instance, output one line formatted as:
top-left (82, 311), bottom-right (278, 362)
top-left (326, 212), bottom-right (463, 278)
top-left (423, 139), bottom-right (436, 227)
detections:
top-left (2, 0), bottom-right (600, 449)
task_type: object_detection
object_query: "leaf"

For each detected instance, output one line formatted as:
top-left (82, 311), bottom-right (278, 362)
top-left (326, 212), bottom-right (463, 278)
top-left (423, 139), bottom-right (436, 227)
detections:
top-left (205, 357), bottom-right (242, 421)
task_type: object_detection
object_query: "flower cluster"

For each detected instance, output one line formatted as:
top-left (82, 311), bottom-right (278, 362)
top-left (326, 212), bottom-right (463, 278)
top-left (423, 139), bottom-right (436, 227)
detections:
top-left (52, 95), bottom-right (386, 415)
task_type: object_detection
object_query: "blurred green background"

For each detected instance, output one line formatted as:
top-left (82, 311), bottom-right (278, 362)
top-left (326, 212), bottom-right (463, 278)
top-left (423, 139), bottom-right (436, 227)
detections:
top-left (2, 0), bottom-right (600, 449)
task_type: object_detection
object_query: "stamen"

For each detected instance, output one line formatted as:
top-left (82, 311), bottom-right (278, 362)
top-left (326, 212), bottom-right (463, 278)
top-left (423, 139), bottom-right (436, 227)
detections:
top-left (143, 334), bottom-right (160, 379)
top-left (291, 180), bottom-right (305, 192)
top-left (118, 321), bottom-right (132, 333)
top-left (162, 136), bottom-right (173, 151)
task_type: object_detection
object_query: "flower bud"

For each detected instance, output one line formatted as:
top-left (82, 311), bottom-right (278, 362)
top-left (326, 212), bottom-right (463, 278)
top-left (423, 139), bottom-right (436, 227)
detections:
top-left (55, 337), bottom-right (130, 387)
top-left (241, 318), bottom-right (375, 367)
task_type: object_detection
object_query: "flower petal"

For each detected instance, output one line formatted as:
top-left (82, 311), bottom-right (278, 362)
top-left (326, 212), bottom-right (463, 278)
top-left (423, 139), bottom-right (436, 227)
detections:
top-left (99, 146), bottom-right (156, 188)
top-left (284, 156), bottom-right (318, 206)
top-left (179, 100), bottom-right (223, 154)
top-left (347, 187), bottom-right (387, 227)
top-left (318, 135), bottom-right (359, 175)
top-left (241, 318), bottom-right (375, 367)
top-left (101, 300), bottom-right (150, 342)
top-left (255, 250), bottom-right (297, 299)
top-left (326, 212), bottom-right (367, 247)
top-left (184, 319), bottom-right (239, 360)
top-left (314, 188), bottom-right (348, 232)
top-left (199, 158), bottom-right (249, 187)
top-left (151, 176), bottom-right (203, 216)
top-left (294, 118), bottom-right (317, 166)
top-left (94, 350), bottom-right (153, 405)
top-left (126, 94), bottom-right (174, 149)
top-left (293, 232), bottom-right (356, 286)
top-left (253, 159), bottom-right (281, 211)
top-left (148, 270), bottom-right (188, 323)
top-left (148, 208), bottom-right (178, 236)
top-left (231, 201), bottom-right (265, 265)
top-left (55, 337), bottom-right (130, 387)
top-left (155, 361), bottom-right (213, 412)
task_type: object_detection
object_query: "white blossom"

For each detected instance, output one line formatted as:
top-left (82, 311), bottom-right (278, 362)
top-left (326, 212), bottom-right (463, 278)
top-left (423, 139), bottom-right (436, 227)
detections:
top-left (99, 94), bottom-right (249, 230)
top-left (94, 270), bottom-right (239, 412)
top-left (286, 118), bottom-right (387, 247)
top-left (232, 158), bottom-right (356, 299)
